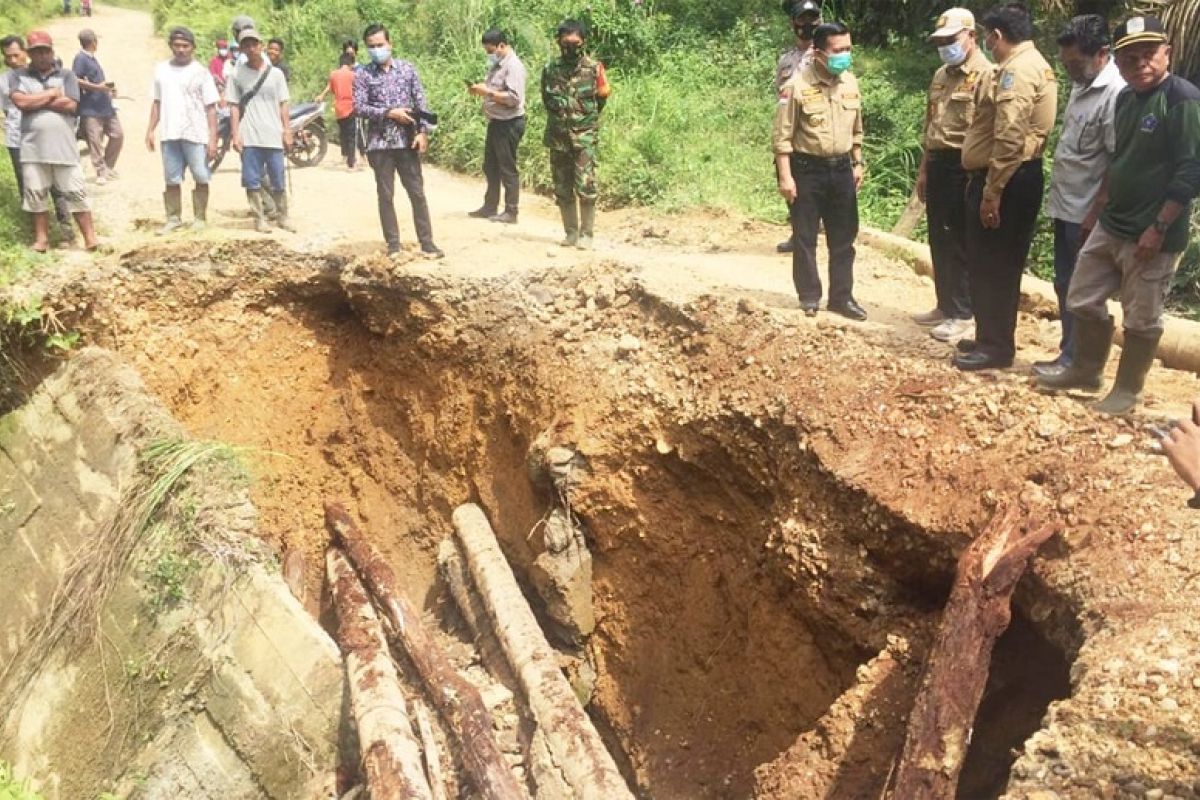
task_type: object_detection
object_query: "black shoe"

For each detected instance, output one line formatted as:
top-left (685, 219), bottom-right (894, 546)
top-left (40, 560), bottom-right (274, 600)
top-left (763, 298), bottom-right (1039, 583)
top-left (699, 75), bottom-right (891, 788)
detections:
top-left (953, 351), bottom-right (1013, 372)
top-left (468, 206), bottom-right (497, 219)
top-left (420, 244), bottom-right (445, 260)
top-left (800, 301), bottom-right (819, 317)
top-left (489, 209), bottom-right (518, 224)
top-left (956, 338), bottom-right (977, 354)
top-left (828, 299), bottom-right (868, 321)
top-left (777, 238), bottom-right (795, 254)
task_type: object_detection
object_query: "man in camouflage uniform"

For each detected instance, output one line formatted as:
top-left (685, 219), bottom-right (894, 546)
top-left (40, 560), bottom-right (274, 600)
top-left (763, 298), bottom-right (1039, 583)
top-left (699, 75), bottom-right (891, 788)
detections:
top-left (775, 0), bottom-right (821, 253)
top-left (542, 18), bottom-right (609, 250)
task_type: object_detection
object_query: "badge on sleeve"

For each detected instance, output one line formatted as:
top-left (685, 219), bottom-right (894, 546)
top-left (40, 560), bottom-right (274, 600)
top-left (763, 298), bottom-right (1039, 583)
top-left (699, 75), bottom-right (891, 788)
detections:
top-left (999, 71), bottom-right (1015, 90)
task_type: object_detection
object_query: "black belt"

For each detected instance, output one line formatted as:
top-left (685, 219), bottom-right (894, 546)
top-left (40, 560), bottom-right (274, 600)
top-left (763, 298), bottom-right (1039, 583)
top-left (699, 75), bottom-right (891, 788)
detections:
top-left (926, 148), bottom-right (962, 162)
top-left (791, 153), bottom-right (852, 169)
top-left (967, 157), bottom-right (1042, 180)
top-left (488, 115), bottom-right (525, 123)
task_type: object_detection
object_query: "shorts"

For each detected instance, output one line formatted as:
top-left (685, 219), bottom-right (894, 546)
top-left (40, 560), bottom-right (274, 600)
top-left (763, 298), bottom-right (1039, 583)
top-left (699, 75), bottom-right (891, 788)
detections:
top-left (240, 146), bottom-right (285, 192)
top-left (162, 139), bottom-right (210, 185)
top-left (21, 162), bottom-right (89, 213)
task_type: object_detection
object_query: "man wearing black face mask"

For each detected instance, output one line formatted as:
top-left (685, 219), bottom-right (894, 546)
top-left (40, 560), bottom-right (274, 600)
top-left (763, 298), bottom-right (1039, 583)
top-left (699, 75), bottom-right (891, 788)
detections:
top-left (775, 0), bottom-right (822, 254)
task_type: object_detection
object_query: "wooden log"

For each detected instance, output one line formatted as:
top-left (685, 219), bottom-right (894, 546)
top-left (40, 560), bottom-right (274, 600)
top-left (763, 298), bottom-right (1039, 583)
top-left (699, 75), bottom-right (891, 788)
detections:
top-left (326, 548), bottom-right (433, 800)
top-left (452, 503), bottom-right (634, 800)
top-left (890, 183), bottom-right (925, 239)
top-left (414, 701), bottom-right (449, 800)
top-left (888, 504), bottom-right (1058, 800)
top-left (324, 501), bottom-right (527, 800)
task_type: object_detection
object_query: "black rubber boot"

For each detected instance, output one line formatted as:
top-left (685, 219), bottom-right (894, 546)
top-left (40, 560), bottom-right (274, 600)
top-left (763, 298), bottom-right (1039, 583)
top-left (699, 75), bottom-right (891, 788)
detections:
top-left (1036, 315), bottom-right (1114, 392)
top-left (1093, 330), bottom-right (1162, 415)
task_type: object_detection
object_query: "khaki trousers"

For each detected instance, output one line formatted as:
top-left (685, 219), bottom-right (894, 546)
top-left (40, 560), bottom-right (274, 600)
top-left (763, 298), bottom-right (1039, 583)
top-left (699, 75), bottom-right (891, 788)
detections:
top-left (1066, 224), bottom-right (1180, 335)
top-left (81, 114), bottom-right (123, 178)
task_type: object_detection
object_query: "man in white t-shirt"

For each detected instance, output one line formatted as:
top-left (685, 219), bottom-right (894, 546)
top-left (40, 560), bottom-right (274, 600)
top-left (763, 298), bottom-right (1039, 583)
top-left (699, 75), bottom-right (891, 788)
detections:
top-left (145, 26), bottom-right (219, 233)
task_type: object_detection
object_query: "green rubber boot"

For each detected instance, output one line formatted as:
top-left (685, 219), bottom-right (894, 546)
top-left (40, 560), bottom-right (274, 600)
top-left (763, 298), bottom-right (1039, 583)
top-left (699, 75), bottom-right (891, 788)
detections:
top-left (558, 201), bottom-right (579, 247)
top-left (1093, 330), bottom-right (1162, 415)
top-left (1036, 315), bottom-right (1114, 392)
top-left (577, 199), bottom-right (596, 251)
top-left (270, 190), bottom-right (296, 232)
top-left (191, 185), bottom-right (209, 230)
top-left (157, 186), bottom-right (184, 235)
top-left (247, 189), bottom-right (271, 233)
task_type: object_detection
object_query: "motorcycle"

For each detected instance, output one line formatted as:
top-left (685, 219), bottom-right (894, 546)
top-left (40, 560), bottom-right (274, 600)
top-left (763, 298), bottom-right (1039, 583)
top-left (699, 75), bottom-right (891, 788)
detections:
top-left (208, 100), bottom-right (328, 173)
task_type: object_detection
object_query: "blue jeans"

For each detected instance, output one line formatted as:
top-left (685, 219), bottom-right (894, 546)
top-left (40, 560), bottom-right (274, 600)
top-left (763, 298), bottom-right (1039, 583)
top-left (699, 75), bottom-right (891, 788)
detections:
top-left (161, 139), bottom-right (210, 185)
top-left (240, 146), bottom-right (285, 191)
top-left (1052, 219), bottom-right (1082, 364)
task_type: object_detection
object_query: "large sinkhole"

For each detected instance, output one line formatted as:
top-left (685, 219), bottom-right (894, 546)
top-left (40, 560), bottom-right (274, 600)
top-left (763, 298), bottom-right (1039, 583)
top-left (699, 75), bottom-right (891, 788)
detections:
top-left (26, 243), bottom-right (1077, 798)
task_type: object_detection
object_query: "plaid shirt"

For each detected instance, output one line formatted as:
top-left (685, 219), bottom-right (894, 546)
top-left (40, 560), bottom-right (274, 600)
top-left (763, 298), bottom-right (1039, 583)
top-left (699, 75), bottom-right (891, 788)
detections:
top-left (352, 57), bottom-right (430, 151)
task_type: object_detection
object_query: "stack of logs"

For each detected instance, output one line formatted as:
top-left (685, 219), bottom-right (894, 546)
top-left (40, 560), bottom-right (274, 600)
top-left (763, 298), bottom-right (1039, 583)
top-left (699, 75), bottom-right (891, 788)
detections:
top-left (323, 501), bottom-right (634, 800)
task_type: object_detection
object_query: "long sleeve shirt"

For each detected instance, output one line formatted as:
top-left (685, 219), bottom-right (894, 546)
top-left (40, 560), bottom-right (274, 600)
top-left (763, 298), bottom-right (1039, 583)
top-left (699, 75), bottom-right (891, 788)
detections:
top-left (352, 57), bottom-right (431, 151)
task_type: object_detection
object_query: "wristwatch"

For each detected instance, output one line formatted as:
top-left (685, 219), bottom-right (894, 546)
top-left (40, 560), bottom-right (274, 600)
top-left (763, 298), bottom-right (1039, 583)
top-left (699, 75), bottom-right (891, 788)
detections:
top-left (1153, 218), bottom-right (1171, 234)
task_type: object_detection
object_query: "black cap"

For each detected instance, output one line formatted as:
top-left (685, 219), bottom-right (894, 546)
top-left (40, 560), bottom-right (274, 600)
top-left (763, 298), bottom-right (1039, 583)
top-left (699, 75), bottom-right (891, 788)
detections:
top-left (783, 0), bottom-right (821, 19)
top-left (1113, 15), bottom-right (1169, 50)
top-left (168, 26), bottom-right (195, 46)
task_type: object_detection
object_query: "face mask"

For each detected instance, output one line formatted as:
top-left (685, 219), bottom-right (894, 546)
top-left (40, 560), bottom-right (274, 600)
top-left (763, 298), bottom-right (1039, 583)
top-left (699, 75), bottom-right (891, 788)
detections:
top-left (487, 53), bottom-right (500, 68)
top-left (826, 52), bottom-right (852, 75)
top-left (560, 42), bottom-right (581, 60)
top-left (938, 41), bottom-right (967, 66)
top-left (218, 48), bottom-right (228, 57)
top-left (368, 45), bottom-right (391, 64)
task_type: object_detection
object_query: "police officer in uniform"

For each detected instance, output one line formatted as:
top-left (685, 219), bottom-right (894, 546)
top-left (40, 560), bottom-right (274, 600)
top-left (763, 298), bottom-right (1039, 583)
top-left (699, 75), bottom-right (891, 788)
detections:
top-left (954, 3), bottom-right (1056, 371)
top-left (773, 22), bottom-right (867, 320)
top-left (775, 0), bottom-right (821, 254)
top-left (914, 8), bottom-right (994, 343)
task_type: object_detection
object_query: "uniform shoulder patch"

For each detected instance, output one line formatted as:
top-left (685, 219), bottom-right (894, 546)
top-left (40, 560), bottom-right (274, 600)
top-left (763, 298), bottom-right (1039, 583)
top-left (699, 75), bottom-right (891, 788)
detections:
top-left (1044, 69), bottom-right (1056, 81)
top-left (1140, 113), bottom-right (1159, 133)
top-left (999, 71), bottom-right (1015, 90)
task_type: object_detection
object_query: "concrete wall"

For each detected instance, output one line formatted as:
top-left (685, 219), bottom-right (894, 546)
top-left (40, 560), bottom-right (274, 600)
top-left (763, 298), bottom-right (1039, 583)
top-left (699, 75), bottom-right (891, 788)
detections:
top-left (0, 349), bottom-right (344, 799)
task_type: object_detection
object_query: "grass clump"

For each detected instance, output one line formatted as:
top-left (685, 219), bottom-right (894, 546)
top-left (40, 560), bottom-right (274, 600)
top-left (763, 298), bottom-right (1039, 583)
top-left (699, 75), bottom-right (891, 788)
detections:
top-left (0, 762), bottom-right (43, 800)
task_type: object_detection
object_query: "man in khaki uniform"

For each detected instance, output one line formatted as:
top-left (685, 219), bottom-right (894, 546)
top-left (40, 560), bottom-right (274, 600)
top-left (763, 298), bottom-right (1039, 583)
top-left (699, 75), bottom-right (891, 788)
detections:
top-left (774, 0), bottom-right (822, 254)
top-left (774, 22), bottom-right (867, 320)
top-left (914, 8), bottom-right (994, 343)
top-left (953, 3), bottom-right (1056, 371)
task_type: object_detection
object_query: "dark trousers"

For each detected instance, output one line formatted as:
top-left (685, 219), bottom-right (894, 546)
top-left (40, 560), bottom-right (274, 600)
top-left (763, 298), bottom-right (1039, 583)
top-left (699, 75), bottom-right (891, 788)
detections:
top-left (1052, 218), bottom-right (1082, 361)
top-left (925, 153), bottom-right (972, 320)
top-left (337, 116), bottom-right (357, 167)
top-left (483, 116), bottom-right (525, 212)
top-left (368, 148), bottom-right (434, 251)
top-left (790, 155), bottom-right (859, 306)
top-left (965, 160), bottom-right (1043, 361)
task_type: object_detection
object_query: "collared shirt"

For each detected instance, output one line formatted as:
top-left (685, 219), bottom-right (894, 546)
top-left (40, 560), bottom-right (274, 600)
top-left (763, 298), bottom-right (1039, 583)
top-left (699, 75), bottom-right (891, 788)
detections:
top-left (1102, 74), bottom-right (1200, 253)
top-left (72, 49), bottom-right (114, 118)
top-left (962, 40), bottom-right (1057, 200)
top-left (923, 47), bottom-right (995, 151)
top-left (483, 50), bottom-right (526, 121)
top-left (1, 70), bottom-right (22, 149)
top-left (8, 65), bottom-right (80, 165)
top-left (1047, 59), bottom-right (1125, 223)
top-left (352, 58), bottom-right (432, 151)
top-left (772, 60), bottom-right (863, 158)
top-left (776, 45), bottom-right (814, 93)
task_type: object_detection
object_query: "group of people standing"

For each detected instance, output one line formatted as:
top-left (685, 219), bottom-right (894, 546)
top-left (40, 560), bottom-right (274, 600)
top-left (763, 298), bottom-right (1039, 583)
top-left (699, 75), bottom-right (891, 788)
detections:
top-left (774, 1), bottom-right (1200, 417)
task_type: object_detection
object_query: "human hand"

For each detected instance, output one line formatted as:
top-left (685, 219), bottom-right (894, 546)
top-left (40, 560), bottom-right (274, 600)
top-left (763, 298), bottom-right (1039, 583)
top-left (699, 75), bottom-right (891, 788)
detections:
top-left (1080, 211), bottom-right (1098, 244)
top-left (414, 132), bottom-right (428, 154)
top-left (980, 195), bottom-right (1002, 229)
top-left (916, 171), bottom-right (926, 203)
top-left (283, 129), bottom-right (294, 150)
top-left (145, 131), bottom-right (155, 151)
top-left (778, 176), bottom-right (797, 203)
top-left (388, 107), bottom-right (415, 124)
top-left (207, 138), bottom-right (217, 161)
top-left (232, 134), bottom-right (243, 153)
top-left (853, 164), bottom-right (865, 192)
top-left (1162, 403), bottom-right (1200, 492)
top-left (468, 83), bottom-right (488, 97)
top-left (1136, 226), bottom-right (1165, 264)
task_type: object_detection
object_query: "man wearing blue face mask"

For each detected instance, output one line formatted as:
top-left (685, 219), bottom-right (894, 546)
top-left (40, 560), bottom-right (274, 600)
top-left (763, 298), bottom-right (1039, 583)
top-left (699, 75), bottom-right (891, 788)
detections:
top-left (773, 22), bottom-right (867, 321)
top-left (467, 28), bottom-right (526, 224)
top-left (914, 8), bottom-right (994, 344)
top-left (353, 23), bottom-right (443, 259)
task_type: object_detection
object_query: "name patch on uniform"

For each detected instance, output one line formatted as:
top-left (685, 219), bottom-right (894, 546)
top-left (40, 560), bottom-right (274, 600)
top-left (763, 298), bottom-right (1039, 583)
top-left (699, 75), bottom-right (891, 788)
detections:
top-left (999, 71), bottom-right (1015, 90)
top-left (841, 92), bottom-right (859, 100)
top-left (1140, 113), bottom-right (1159, 133)
top-left (802, 87), bottom-right (823, 96)
top-left (963, 72), bottom-right (978, 88)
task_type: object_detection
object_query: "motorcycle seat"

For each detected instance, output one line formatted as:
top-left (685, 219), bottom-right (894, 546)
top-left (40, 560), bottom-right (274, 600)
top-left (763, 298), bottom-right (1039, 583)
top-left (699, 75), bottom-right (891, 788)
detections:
top-left (290, 102), bottom-right (320, 119)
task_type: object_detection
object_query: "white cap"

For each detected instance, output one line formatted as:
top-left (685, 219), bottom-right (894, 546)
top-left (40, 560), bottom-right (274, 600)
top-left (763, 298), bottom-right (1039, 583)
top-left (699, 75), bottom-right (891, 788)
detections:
top-left (929, 8), bottom-right (975, 40)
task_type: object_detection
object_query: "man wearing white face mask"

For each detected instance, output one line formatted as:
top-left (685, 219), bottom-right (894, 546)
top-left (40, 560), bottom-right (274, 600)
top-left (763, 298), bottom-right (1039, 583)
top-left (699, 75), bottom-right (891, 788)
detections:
top-left (1033, 15), bottom-right (1124, 378)
top-left (915, 8), bottom-right (995, 343)
top-left (467, 28), bottom-right (526, 224)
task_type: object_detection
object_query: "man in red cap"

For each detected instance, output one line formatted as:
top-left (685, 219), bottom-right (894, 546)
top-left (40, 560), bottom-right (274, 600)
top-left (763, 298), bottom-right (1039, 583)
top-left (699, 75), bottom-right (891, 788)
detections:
top-left (7, 31), bottom-right (98, 251)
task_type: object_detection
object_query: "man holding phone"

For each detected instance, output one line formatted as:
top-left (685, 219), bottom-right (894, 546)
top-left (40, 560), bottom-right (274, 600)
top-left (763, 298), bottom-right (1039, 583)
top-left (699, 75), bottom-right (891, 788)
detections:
top-left (467, 28), bottom-right (526, 224)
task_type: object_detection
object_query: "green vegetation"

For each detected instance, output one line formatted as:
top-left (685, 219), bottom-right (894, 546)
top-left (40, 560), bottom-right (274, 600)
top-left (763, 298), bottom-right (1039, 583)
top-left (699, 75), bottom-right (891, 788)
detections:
top-left (0, 761), bottom-right (43, 800)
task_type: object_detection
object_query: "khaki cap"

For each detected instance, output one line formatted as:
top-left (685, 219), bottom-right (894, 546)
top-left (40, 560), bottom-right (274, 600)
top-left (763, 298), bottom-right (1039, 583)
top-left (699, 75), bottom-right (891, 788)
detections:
top-left (929, 8), bottom-right (975, 40)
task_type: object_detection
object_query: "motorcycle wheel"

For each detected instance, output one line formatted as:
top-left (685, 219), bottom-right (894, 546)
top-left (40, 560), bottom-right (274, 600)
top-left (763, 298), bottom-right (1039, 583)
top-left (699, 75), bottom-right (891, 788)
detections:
top-left (287, 121), bottom-right (328, 168)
